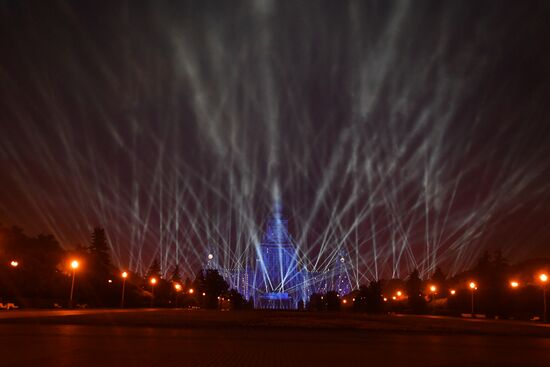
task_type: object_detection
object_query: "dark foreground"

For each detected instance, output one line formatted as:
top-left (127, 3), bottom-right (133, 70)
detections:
top-left (1, 310), bottom-right (549, 367)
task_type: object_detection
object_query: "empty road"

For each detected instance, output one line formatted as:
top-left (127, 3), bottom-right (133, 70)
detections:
top-left (0, 310), bottom-right (549, 366)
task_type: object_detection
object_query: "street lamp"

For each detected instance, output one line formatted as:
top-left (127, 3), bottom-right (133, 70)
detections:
top-left (10, 260), bottom-right (18, 267)
top-left (510, 281), bottom-right (519, 289)
top-left (450, 289), bottom-right (456, 295)
top-left (428, 285), bottom-right (437, 313)
top-left (174, 283), bottom-right (182, 308)
top-left (150, 277), bottom-right (157, 307)
top-left (469, 281), bottom-right (477, 316)
top-left (396, 290), bottom-right (403, 297)
top-left (120, 271), bottom-right (128, 308)
top-left (538, 273), bottom-right (548, 323)
top-left (429, 285), bottom-right (437, 298)
top-left (69, 260), bottom-right (79, 308)
top-left (188, 288), bottom-right (194, 295)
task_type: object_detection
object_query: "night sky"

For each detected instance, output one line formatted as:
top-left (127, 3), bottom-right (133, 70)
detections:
top-left (1, 1), bottom-right (550, 282)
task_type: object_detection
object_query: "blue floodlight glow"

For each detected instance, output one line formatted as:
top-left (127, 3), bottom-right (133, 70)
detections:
top-left (218, 202), bottom-right (351, 309)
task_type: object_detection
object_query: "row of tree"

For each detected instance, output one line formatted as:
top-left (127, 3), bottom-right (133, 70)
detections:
top-left (1, 224), bottom-right (548, 319)
top-left (0, 225), bottom-right (249, 309)
top-left (308, 252), bottom-right (550, 320)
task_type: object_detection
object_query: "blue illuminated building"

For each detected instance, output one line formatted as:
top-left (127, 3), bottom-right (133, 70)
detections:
top-left (251, 202), bottom-right (305, 309)
top-left (221, 202), bottom-right (352, 309)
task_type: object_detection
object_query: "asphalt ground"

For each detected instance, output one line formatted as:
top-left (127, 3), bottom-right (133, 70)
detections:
top-left (0, 309), bottom-right (549, 366)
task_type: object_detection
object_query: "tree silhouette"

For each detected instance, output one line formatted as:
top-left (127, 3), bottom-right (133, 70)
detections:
top-left (406, 268), bottom-right (426, 313)
top-left (225, 289), bottom-right (249, 310)
top-left (193, 269), bottom-right (229, 309)
top-left (146, 258), bottom-right (162, 280)
top-left (307, 293), bottom-right (324, 311)
top-left (170, 264), bottom-right (182, 283)
top-left (0, 225), bottom-right (65, 305)
top-left (365, 280), bottom-right (383, 313)
top-left (88, 228), bottom-right (113, 287)
top-left (430, 266), bottom-right (447, 296)
top-left (471, 250), bottom-right (511, 317)
top-left (475, 251), bottom-right (492, 274)
top-left (325, 291), bottom-right (340, 311)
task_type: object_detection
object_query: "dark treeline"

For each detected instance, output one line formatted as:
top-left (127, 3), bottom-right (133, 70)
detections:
top-left (308, 251), bottom-right (550, 321)
top-left (0, 225), bottom-right (250, 309)
top-left (1, 224), bottom-right (548, 320)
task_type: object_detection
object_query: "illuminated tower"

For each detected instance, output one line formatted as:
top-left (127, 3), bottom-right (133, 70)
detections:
top-left (332, 250), bottom-right (352, 297)
top-left (253, 202), bottom-right (304, 309)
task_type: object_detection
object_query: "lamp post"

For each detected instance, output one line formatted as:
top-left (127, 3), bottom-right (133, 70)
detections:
top-left (150, 277), bottom-right (157, 307)
top-left (121, 271), bottom-right (128, 308)
top-left (469, 281), bottom-right (477, 316)
top-left (539, 273), bottom-right (548, 323)
top-left (174, 283), bottom-right (182, 308)
top-left (10, 260), bottom-right (19, 268)
top-left (69, 260), bottom-right (79, 308)
top-left (429, 285), bottom-right (437, 313)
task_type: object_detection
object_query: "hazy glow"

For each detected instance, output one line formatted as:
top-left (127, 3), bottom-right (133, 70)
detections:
top-left (1, 2), bottom-right (548, 286)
